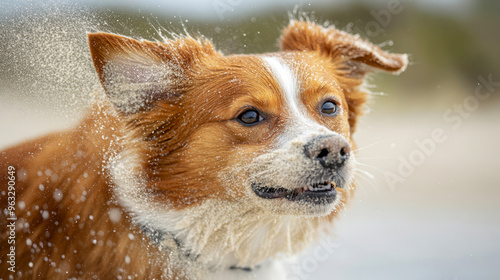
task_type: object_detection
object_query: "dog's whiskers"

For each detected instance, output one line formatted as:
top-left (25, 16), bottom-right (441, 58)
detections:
top-left (352, 139), bottom-right (384, 152)
top-left (356, 168), bottom-right (375, 180)
top-left (354, 168), bottom-right (379, 191)
top-left (356, 162), bottom-right (386, 176)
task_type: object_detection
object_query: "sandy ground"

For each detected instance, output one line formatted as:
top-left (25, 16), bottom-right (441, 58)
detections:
top-left (1, 93), bottom-right (499, 279)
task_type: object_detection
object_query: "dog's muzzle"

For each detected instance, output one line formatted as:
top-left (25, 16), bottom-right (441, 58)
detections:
top-left (252, 134), bottom-right (351, 205)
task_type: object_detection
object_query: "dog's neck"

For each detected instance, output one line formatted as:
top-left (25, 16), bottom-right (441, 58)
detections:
top-left (128, 197), bottom-right (321, 266)
top-left (138, 223), bottom-right (291, 280)
top-left (140, 224), bottom-right (258, 272)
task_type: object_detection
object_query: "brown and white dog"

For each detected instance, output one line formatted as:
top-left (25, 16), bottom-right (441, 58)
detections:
top-left (0, 20), bottom-right (407, 279)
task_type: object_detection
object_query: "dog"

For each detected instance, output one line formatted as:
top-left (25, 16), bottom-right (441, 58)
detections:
top-left (0, 20), bottom-right (407, 279)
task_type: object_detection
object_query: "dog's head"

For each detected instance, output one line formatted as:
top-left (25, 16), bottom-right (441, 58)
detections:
top-left (88, 20), bottom-right (407, 265)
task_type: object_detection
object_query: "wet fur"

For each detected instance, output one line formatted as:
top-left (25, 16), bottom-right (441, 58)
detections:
top-left (0, 20), bottom-right (407, 279)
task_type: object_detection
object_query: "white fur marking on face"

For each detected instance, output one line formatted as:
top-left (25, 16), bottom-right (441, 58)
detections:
top-left (263, 56), bottom-right (304, 122)
top-left (262, 56), bottom-right (329, 139)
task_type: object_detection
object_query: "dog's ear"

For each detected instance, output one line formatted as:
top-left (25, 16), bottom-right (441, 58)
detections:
top-left (280, 20), bottom-right (408, 131)
top-left (88, 33), bottom-right (217, 114)
top-left (280, 20), bottom-right (408, 77)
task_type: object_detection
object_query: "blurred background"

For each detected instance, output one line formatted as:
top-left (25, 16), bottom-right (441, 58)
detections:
top-left (1, 0), bottom-right (499, 279)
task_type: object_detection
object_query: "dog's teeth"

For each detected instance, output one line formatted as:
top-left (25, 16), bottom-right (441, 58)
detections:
top-left (301, 182), bottom-right (335, 192)
top-left (306, 182), bottom-right (333, 192)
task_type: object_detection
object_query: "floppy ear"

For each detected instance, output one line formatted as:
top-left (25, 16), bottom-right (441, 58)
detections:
top-left (280, 20), bottom-right (408, 131)
top-left (88, 33), bottom-right (216, 114)
top-left (280, 20), bottom-right (408, 77)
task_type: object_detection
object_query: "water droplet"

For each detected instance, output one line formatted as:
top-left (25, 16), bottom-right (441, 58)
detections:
top-left (109, 208), bottom-right (122, 223)
top-left (53, 189), bottom-right (63, 202)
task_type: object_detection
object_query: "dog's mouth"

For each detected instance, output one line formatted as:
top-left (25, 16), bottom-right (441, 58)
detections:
top-left (252, 181), bottom-right (337, 204)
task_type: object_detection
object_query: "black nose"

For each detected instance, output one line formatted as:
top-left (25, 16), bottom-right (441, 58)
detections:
top-left (304, 135), bottom-right (351, 169)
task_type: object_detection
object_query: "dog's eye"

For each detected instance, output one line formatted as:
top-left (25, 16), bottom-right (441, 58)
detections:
top-left (237, 109), bottom-right (263, 125)
top-left (320, 101), bottom-right (338, 115)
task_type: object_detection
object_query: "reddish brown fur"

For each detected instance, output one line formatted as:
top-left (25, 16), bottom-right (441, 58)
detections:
top-left (280, 21), bottom-right (407, 131)
top-left (0, 20), bottom-right (406, 279)
top-left (0, 107), bottom-right (176, 278)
